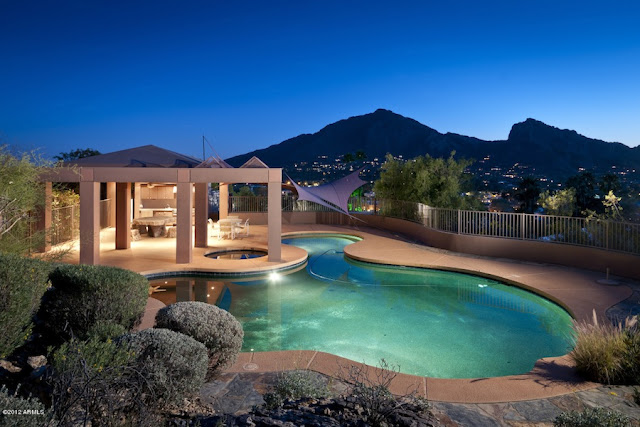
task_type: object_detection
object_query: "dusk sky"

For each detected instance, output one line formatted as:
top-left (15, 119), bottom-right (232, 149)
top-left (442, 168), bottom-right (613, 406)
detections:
top-left (2, 0), bottom-right (639, 161)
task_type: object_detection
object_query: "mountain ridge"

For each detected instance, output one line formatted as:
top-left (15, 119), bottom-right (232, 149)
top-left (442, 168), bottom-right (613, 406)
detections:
top-left (226, 109), bottom-right (639, 181)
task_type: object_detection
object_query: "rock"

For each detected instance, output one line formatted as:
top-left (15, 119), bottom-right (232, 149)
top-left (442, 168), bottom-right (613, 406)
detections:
top-left (30, 366), bottom-right (47, 379)
top-left (0, 359), bottom-right (21, 373)
top-left (27, 355), bottom-right (47, 370)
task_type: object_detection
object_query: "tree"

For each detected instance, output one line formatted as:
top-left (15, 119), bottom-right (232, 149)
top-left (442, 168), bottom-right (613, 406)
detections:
top-left (599, 173), bottom-right (621, 196)
top-left (513, 177), bottom-right (540, 214)
top-left (602, 190), bottom-right (623, 221)
top-left (0, 145), bottom-right (48, 254)
top-left (342, 152), bottom-right (355, 163)
top-left (566, 171), bottom-right (598, 215)
top-left (539, 188), bottom-right (576, 216)
top-left (374, 152), bottom-right (478, 209)
top-left (374, 154), bottom-right (411, 202)
top-left (355, 150), bottom-right (367, 160)
top-left (54, 148), bottom-right (101, 162)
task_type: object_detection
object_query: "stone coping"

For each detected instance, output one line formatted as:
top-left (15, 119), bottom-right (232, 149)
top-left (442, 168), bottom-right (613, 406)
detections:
top-left (225, 350), bottom-right (597, 404)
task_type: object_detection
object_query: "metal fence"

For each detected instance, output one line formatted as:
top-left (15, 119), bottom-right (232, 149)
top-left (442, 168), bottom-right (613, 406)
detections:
top-left (228, 195), bottom-right (639, 255)
top-left (50, 199), bottom-right (112, 246)
top-left (398, 204), bottom-right (640, 255)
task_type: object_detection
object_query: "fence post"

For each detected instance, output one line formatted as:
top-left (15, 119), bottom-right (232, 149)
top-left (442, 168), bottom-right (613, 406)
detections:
top-left (605, 221), bottom-right (609, 250)
top-left (457, 209), bottom-right (461, 234)
top-left (521, 215), bottom-right (526, 240)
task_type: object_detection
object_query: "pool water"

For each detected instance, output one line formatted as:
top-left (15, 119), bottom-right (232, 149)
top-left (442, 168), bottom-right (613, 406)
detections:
top-left (205, 249), bottom-right (267, 260)
top-left (150, 235), bottom-right (574, 378)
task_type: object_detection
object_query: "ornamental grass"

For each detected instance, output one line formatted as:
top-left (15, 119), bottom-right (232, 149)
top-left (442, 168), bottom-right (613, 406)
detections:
top-left (571, 310), bottom-right (638, 385)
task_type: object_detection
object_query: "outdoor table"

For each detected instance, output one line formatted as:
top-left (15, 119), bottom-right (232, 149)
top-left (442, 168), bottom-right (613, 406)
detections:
top-left (218, 218), bottom-right (242, 239)
top-left (132, 216), bottom-right (173, 237)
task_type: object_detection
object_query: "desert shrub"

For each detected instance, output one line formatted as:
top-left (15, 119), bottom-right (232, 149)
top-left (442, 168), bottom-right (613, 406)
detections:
top-left (51, 335), bottom-right (155, 426)
top-left (339, 359), bottom-right (430, 427)
top-left (155, 301), bottom-right (244, 379)
top-left (0, 253), bottom-right (52, 358)
top-left (86, 320), bottom-right (128, 342)
top-left (119, 328), bottom-right (208, 406)
top-left (554, 407), bottom-right (631, 427)
top-left (0, 385), bottom-right (50, 427)
top-left (571, 311), bottom-right (637, 384)
top-left (263, 370), bottom-right (330, 409)
top-left (37, 264), bottom-right (148, 342)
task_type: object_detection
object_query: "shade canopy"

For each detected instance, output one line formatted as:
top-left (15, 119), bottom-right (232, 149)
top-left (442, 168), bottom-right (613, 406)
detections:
top-left (290, 168), bottom-right (365, 215)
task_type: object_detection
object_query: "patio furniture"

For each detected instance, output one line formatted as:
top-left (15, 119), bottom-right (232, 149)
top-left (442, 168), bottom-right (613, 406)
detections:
top-left (218, 219), bottom-right (237, 240)
top-left (208, 218), bottom-right (220, 238)
top-left (235, 218), bottom-right (250, 237)
top-left (165, 226), bottom-right (176, 238)
top-left (132, 216), bottom-right (173, 237)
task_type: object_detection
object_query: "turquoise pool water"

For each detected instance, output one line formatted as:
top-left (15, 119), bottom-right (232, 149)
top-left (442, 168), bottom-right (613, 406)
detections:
top-left (150, 235), bottom-right (574, 378)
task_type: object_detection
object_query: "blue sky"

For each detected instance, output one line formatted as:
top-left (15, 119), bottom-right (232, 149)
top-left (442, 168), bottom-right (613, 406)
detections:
top-left (2, 0), bottom-right (639, 160)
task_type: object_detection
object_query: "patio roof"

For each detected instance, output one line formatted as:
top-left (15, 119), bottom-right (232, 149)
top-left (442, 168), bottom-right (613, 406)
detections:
top-left (65, 144), bottom-right (203, 168)
top-left (41, 145), bottom-right (283, 266)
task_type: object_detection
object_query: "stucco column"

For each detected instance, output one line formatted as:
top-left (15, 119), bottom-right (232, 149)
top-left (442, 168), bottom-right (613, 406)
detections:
top-left (267, 170), bottom-right (282, 262)
top-left (79, 171), bottom-right (100, 265)
top-left (115, 182), bottom-right (131, 249)
top-left (176, 170), bottom-right (193, 264)
top-left (194, 182), bottom-right (208, 248)
top-left (133, 183), bottom-right (142, 219)
top-left (36, 181), bottom-right (52, 252)
top-left (106, 182), bottom-right (116, 227)
top-left (219, 183), bottom-right (229, 219)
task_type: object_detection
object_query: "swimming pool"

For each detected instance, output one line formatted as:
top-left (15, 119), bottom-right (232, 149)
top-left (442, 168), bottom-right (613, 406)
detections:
top-left (149, 234), bottom-right (574, 378)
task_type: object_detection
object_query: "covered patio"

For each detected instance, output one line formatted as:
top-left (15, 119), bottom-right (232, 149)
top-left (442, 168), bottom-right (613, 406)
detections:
top-left (39, 145), bottom-right (285, 266)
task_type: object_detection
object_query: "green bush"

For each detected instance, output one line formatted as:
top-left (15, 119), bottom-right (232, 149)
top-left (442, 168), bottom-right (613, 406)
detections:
top-left (38, 264), bottom-right (149, 341)
top-left (621, 328), bottom-right (640, 384)
top-left (0, 253), bottom-right (52, 358)
top-left (0, 385), bottom-right (50, 427)
top-left (554, 407), bottom-right (631, 427)
top-left (263, 370), bottom-right (330, 409)
top-left (86, 320), bottom-right (128, 342)
top-left (155, 301), bottom-right (244, 379)
top-left (119, 328), bottom-right (208, 405)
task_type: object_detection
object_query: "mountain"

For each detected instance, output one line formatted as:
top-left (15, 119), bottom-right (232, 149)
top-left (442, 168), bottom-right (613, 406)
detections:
top-left (226, 109), bottom-right (639, 182)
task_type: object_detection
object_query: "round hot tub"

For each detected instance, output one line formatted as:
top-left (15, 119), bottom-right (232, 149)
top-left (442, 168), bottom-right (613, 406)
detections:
top-left (205, 249), bottom-right (268, 260)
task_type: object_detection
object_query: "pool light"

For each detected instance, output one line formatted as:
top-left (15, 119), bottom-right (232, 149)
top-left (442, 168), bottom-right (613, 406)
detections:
top-left (269, 272), bottom-right (280, 282)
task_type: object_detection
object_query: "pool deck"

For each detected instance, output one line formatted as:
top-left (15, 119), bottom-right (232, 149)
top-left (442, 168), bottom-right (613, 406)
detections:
top-left (57, 223), bottom-right (637, 404)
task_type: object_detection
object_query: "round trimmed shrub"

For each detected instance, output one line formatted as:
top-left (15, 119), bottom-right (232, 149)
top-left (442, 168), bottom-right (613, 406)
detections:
top-left (0, 253), bottom-right (53, 358)
top-left (155, 301), bottom-right (244, 378)
top-left (37, 264), bottom-right (149, 341)
top-left (119, 328), bottom-right (208, 405)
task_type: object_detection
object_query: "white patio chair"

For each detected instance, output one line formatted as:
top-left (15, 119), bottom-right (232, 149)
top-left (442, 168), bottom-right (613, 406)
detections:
top-left (235, 219), bottom-right (250, 237)
top-left (208, 218), bottom-right (220, 238)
